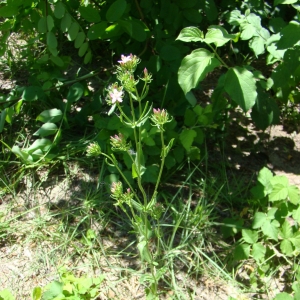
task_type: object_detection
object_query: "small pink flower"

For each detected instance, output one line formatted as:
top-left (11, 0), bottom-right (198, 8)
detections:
top-left (109, 88), bottom-right (123, 104)
top-left (118, 54), bottom-right (133, 64)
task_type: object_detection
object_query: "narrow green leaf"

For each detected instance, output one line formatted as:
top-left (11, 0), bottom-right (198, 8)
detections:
top-left (84, 50), bottom-right (92, 64)
top-left (178, 48), bottom-right (221, 94)
top-left (78, 42), bottom-right (88, 57)
top-left (224, 67), bottom-right (257, 112)
top-left (32, 286), bottom-right (42, 300)
top-left (176, 26), bottom-right (204, 42)
top-left (275, 0), bottom-right (298, 5)
top-left (106, 0), bottom-right (127, 22)
top-left (0, 110), bottom-right (6, 133)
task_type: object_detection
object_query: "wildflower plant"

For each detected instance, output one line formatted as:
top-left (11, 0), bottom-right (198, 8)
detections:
top-left (87, 54), bottom-right (174, 299)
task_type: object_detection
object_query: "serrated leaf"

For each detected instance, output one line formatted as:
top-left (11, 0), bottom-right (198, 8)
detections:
top-left (37, 108), bottom-right (62, 123)
top-left (280, 220), bottom-right (293, 239)
top-left (79, 5), bottom-right (101, 23)
top-left (106, 0), bottom-right (126, 22)
top-left (252, 243), bottom-right (266, 262)
top-left (261, 220), bottom-right (279, 241)
top-left (234, 243), bottom-right (250, 261)
top-left (292, 207), bottom-right (300, 224)
top-left (280, 239), bottom-right (293, 255)
top-left (204, 25), bottom-right (236, 47)
top-left (252, 212), bottom-right (267, 229)
top-left (176, 26), bottom-right (204, 42)
top-left (224, 67), bottom-right (257, 112)
top-left (179, 129), bottom-right (197, 151)
top-left (33, 123), bottom-right (58, 137)
top-left (269, 185), bottom-right (288, 202)
top-left (242, 229), bottom-right (258, 244)
top-left (258, 167), bottom-right (273, 187)
top-left (287, 185), bottom-right (300, 204)
top-left (178, 48), bottom-right (221, 94)
top-left (290, 232), bottom-right (300, 248)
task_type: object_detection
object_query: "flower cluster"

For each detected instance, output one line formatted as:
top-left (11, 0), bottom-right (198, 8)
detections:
top-left (111, 181), bottom-right (134, 207)
top-left (117, 54), bottom-right (140, 72)
top-left (86, 142), bottom-right (101, 157)
top-left (150, 108), bottom-right (172, 131)
top-left (110, 133), bottom-right (131, 152)
top-left (106, 83), bottom-right (124, 105)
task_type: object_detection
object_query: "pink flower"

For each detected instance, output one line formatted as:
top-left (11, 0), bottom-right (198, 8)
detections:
top-left (118, 54), bottom-right (133, 64)
top-left (109, 88), bottom-right (123, 104)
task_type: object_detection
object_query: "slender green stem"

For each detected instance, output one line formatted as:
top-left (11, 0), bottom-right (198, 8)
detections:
top-left (207, 44), bottom-right (230, 69)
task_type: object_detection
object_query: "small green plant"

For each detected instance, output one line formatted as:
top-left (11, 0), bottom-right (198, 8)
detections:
top-left (86, 54), bottom-right (173, 299)
top-left (233, 167), bottom-right (300, 297)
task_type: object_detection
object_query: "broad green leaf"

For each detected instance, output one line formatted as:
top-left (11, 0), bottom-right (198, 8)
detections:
top-left (67, 22), bottom-right (79, 41)
top-left (38, 17), bottom-right (47, 33)
top-left (67, 83), bottom-right (84, 103)
top-left (106, 0), bottom-right (126, 22)
top-left (224, 67), bottom-right (257, 112)
top-left (287, 185), bottom-right (300, 205)
top-left (54, 1), bottom-right (65, 19)
top-left (0, 289), bottom-right (14, 300)
top-left (87, 22), bottom-right (107, 40)
top-left (178, 48), bottom-right (221, 94)
top-left (258, 167), bottom-right (273, 186)
top-left (274, 293), bottom-right (293, 300)
top-left (33, 123), bottom-right (58, 137)
top-left (242, 229), bottom-right (258, 244)
top-left (184, 109), bottom-right (197, 126)
top-left (277, 21), bottom-right (300, 49)
top-left (252, 212), bottom-right (267, 229)
top-left (280, 220), bottom-right (293, 239)
top-left (280, 239), bottom-right (293, 255)
top-left (290, 232), bottom-right (300, 248)
top-left (27, 138), bottom-right (52, 154)
top-left (293, 207), bottom-right (300, 224)
top-left (252, 243), bottom-right (266, 262)
top-left (187, 146), bottom-right (200, 160)
top-left (269, 185), bottom-right (288, 202)
top-left (22, 86), bottom-right (44, 102)
top-left (74, 32), bottom-right (85, 49)
top-left (262, 220), bottom-right (279, 241)
top-left (61, 13), bottom-right (72, 32)
top-left (12, 146), bottom-right (31, 163)
top-left (205, 0), bottom-right (218, 21)
top-left (47, 15), bottom-right (54, 32)
top-left (47, 32), bottom-right (57, 49)
top-left (37, 109), bottom-right (62, 123)
top-left (79, 5), bottom-right (101, 23)
top-left (176, 26), bottom-right (204, 42)
top-left (179, 129), bottom-right (197, 151)
top-left (271, 175), bottom-right (289, 186)
top-left (32, 286), bottom-right (42, 300)
top-left (249, 36), bottom-right (265, 56)
top-left (234, 243), bottom-right (250, 261)
top-left (204, 25), bottom-right (236, 47)
top-left (0, 5), bottom-right (18, 17)
top-left (275, 0), bottom-right (298, 4)
top-left (50, 55), bottom-right (64, 67)
top-left (240, 23), bottom-right (256, 40)
top-left (42, 281), bottom-right (63, 300)
top-left (78, 42), bottom-right (88, 57)
top-left (227, 10), bottom-right (242, 26)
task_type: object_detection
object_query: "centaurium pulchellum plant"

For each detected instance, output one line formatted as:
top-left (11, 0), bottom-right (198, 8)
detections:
top-left (86, 54), bottom-right (174, 298)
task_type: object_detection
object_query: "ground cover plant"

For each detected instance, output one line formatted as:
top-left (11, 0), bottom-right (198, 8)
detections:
top-left (0, 0), bottom-right (300, 299)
